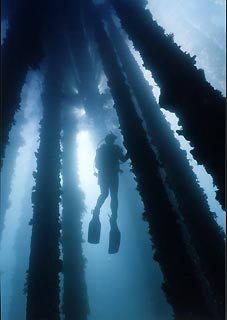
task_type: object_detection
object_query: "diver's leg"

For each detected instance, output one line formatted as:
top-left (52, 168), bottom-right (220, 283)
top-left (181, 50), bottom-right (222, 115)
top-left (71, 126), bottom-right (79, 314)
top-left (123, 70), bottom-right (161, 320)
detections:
top-left (94, 174), bottom-right (109, 215)
top-left (110, 174), bottom-right (119, 220)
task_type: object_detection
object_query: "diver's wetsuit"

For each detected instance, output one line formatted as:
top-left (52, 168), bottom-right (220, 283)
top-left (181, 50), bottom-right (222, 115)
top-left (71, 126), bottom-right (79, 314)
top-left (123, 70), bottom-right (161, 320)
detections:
top-left (94, 143), bottom-right (128, 218)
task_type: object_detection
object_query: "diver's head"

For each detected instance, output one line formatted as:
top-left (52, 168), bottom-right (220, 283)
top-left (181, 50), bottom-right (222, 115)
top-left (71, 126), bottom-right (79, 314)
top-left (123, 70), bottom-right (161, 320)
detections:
top-left (105, 132), bottom-right (117, 145)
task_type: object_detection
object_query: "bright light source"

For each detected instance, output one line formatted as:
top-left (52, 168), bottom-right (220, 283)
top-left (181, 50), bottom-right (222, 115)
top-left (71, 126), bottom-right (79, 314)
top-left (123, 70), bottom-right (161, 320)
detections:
top-left (73, 107), bottom-right (86, 118)
top-left (76, 130), bottom-right (99, 207)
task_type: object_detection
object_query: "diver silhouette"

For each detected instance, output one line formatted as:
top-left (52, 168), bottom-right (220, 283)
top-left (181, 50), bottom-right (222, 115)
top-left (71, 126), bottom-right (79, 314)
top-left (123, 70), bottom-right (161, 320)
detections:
top-left (93, 132), bottom-right (129, 219)
top-left (88, 132), bottom-right (129, 252)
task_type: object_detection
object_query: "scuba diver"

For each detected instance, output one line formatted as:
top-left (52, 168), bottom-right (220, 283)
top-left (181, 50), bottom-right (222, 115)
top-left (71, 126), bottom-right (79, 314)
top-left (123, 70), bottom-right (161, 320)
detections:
top-left (93, 132), bottom-right (129, 219)
top-left (88, 132), bottom-right (129, 252)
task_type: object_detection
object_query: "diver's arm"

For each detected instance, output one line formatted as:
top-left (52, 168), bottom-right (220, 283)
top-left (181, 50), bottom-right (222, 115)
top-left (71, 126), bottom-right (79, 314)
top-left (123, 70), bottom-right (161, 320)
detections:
top-left (117, 146), bottom-right (129, 163)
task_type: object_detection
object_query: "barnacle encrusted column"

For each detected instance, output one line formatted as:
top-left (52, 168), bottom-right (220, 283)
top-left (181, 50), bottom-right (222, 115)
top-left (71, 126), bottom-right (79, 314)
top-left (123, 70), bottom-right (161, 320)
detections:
top-left (26, 66), bottom-right (62, 320)
top-left (111, 0), bottom-right (225, 210)
top-left (104, 10), bottom-right (225, 318)
top-left (87, 2), bottom-right (214, 319)
top-left (1, 0), bottom-right (43, 168)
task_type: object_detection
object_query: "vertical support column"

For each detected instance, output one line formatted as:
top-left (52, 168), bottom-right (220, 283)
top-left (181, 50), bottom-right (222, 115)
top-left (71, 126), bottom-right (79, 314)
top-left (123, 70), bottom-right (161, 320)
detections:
top-left (1, 0), bottom-right (43, 167)
top-left (87, 2), bottom-right (215, 318)
top-left (26, 67), bottom-right (62, 320)
top-left (105, 11), bottom-right (225, 318)
top-left (111, 0), bottom-right (225, 209)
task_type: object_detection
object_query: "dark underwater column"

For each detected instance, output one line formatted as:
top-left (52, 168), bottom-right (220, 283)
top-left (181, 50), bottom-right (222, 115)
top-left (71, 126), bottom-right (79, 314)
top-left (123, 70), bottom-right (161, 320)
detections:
top-left (1, 0), bottom-right (43, 168)
top-left (111, 0), bottom-right (225, 210)
top-left (104, 11), bottom-right (225, 318)
top-left (63, 0), bottom-right (106, 131)
top-left (86, 1), bottom-right (216, 319)
top-left (26, 67), bottom-right (62, 320)
top-left (61, 106), bottom-right (89, 320)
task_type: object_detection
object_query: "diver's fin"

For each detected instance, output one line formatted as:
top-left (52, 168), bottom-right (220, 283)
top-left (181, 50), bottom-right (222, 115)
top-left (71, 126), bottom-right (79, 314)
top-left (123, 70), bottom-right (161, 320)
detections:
top-left (108, 218), bottom-right (121, 254)
top-left (88, 214), bottom-right (101, 244)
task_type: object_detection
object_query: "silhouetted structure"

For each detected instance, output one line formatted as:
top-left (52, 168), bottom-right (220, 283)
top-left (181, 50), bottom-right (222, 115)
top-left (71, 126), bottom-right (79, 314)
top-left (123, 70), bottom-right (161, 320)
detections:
top-left (26, 62), bottom-right (62, 319)
top-left (1, 0), bottom-right (43, 168)
top-left (89, 2), bottom-right (221, 318)
top-left (103, 8), bottom-right (225, 316)
top-left (111, 0), bottom-right (225, 209)
top-left (1, 0), bottom-right (225, 319)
